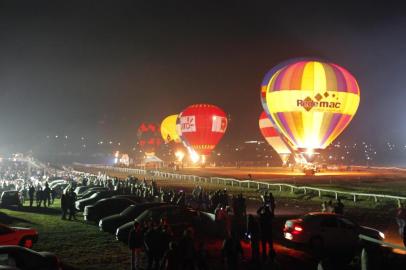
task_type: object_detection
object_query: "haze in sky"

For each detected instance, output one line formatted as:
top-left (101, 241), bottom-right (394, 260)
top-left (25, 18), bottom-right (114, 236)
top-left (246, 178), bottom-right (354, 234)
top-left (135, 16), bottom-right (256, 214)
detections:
top-left (0, 1), bottom-right (405, 164)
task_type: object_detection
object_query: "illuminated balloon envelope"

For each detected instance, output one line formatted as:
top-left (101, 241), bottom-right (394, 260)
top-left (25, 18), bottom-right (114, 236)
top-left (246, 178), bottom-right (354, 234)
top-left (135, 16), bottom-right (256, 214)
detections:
top-left (264, 59), bottom-right (360, 151)
top-left (259, 111), bottom-right (291, 165)
top-left (176, 113), bottom-right (188, 147)
top-left (160, 114), bottom-right (181, 143)
top-left (137, 123), bottom-right (163, 155)
top-left (179, 104), bottom-right (228, 156)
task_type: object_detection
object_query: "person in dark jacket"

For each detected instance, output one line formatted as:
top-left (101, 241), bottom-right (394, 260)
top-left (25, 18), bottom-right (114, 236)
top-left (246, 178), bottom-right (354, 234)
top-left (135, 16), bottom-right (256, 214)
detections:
top-left (160, 241), bottom-right (180, 270)
top-left (36, 188), bottom-right (44, 207)
top-left (61, 191), bottom-right (68, 220)
top-left (128, 222), bottom-right (144, 270)
top-left (28, 185), bottom-right (35, 207)
top-left (68, 189), bottom-right (77, 221)
top-left (247, 214), bottom-right (260, 262)
top-left (222, 231), bottom-right (243, 270)
top-left (43, 183), bottom-right (51, 207)
top-left (51, 188), bottom-right (56, 205)
top-left (257, 204), bottom-right (275, 261)
top-left (144, 221), bottom-right (161, 270)
top-left (178, 228), bottom-right (196, 270)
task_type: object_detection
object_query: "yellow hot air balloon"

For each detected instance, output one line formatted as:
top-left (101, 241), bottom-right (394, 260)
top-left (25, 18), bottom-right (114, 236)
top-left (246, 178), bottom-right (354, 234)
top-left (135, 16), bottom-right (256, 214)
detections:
top-left (264, 60), bottom-right (360, 151)
top-left (160, 114), bottom-right (181, 143)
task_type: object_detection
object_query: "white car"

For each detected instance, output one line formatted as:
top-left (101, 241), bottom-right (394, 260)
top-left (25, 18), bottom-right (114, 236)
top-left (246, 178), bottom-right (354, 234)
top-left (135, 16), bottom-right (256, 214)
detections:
top-left (283, 212), bottom-right (385, 249)
top-left (49, 180), bottom-right (67, 189)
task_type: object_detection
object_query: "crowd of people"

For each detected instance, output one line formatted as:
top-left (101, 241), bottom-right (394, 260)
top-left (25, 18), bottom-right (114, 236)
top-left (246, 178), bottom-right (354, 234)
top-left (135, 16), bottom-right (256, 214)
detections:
top-left (124, 181), bottom-right (276, 270)
top-left (321, 199), bottom-right (345, 214)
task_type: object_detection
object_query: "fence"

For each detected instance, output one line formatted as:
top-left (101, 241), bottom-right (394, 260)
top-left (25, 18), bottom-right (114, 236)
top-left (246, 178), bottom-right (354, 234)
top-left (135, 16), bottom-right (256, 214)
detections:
top-left (73, 163), bottom-right (406, 205)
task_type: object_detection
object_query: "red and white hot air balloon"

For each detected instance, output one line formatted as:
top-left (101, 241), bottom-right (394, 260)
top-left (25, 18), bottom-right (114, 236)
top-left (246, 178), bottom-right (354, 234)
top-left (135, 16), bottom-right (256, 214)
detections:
top-left (259, 111), bottom-right (292, 165)
top-left (179, 104), bottom-right (228, 162)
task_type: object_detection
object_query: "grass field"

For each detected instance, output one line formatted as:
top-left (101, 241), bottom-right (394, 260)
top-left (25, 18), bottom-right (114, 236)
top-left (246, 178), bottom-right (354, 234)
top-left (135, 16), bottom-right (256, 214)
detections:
top-left (0, 200), bottom-right (130, 270)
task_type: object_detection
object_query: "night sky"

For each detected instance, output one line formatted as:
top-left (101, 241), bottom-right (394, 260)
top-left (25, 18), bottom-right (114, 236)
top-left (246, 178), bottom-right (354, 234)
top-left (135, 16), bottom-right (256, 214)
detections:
top-left (0, 1), bottom-right (406, 162)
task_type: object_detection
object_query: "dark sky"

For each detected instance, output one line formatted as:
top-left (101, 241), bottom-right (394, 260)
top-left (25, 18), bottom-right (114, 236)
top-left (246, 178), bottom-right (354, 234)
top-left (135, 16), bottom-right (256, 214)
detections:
top-left (0, 0), bottom-right (405, 156)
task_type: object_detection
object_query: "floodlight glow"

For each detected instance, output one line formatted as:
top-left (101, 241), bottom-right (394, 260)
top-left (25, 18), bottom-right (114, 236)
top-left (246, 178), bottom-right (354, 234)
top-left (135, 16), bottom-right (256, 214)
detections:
top-left (175, 151), bottom-right (185, 162)
top-left (189, 148), bottom-right (200, 163)
top-left (305, 148), bottom-right (314, 158)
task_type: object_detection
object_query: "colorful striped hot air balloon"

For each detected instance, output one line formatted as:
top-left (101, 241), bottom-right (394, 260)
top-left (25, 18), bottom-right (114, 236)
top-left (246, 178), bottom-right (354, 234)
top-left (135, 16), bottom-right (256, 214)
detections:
top-left (259, 111), bottom-right (291, 165)
top-left (263, 59), bottom-right (360, 150)
top-left (160, 114), bottom-right (181, 143)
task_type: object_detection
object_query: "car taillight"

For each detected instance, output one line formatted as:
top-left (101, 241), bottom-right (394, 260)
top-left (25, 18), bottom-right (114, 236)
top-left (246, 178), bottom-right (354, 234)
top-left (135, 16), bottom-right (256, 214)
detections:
top-left (292, 225), bottom-right (303, 234)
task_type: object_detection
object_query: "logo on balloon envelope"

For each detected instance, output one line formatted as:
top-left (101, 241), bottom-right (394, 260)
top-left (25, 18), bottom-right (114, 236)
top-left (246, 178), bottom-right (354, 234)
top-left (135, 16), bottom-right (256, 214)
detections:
top-left (180, 116), bottom-right (196, 132)
top-left (211, 116), bottom-right (227, 133)
top-left (296, 98), bottom-right (341, 112)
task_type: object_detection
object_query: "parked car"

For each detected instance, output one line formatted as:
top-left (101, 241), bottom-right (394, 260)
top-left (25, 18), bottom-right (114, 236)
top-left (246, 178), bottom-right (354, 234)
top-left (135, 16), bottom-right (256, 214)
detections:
top-left (0, 192), bottom-right (22, 208)
top-left (110, 195), bottom-right (142, 203)
top-left (48, 179), bottom-right (64, 184)
top-left (48, 180), bottom-right (66, 190)
top-left (99, 202), bottom-right (167, 234)
top-left (73, 186), bottom-right (90, 196)
top-left (0, 224), bottom-right (38, 249)
top-left (75, 191), bottom-right (116, 211)
top-left (283, 212), bottom-right (385, 250)
top-left (0, 246), bottom-right (61, 270)
top-left (83, 197), bottom-right (137, 222)
top-left (115, 205), bottom-right (220, 243)
top-left (77, 187), bottom-right (108, 200)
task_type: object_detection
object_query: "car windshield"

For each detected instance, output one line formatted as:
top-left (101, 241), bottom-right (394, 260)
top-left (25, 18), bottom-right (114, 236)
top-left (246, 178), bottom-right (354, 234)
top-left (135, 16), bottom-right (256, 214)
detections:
top-left (121, 205), bottom-right (136, 216)
top-left (338, 217), bottom-right (357, 228)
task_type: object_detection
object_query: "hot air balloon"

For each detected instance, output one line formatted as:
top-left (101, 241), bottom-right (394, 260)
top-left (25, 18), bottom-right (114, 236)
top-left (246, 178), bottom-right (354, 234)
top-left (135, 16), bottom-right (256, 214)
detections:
top-left (263, 59), bottom-right (360, 151)
top-left (259, 111), bottom-right (292, 165)
top-left (160, 114), bottom-right (181, 143)
top-left (179, 104), bottom-right (228, 160)
top-left (137, 123), bottom-right (162, 155)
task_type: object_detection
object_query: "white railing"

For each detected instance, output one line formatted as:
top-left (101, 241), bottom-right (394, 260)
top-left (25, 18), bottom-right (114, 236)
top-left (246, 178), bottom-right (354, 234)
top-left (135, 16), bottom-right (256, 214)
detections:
top-left (73, 163), bottom-right (406, 205)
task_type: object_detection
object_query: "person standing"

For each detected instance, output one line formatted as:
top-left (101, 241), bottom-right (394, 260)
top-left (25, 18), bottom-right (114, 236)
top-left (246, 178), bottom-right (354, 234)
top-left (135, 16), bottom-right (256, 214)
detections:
top-left (247, 214), bottom-right (260, 263)
top-left (396, 203), bottom-right (406, 242)
top-left (144, 221), bottom-right (160, 270)
top-left (334, 198), bottom-right (344, 215)
top-left (68, 189), bottom-right (77, 220)
top-left (257, 204), bottom-right (275, 261)
top-left (326, 200), bottom-right (334, 212)
top-left (36, 187), bottom-right (43, 207)
top-left (28, 185), bottom-right (35, 207)
top-left (128, 222), bottom-right (143, 270)
top-left (43, 183), bottom-right (51, 208)
top-left (222, 231), bottom-right (243, 270)
top-left (61, 191), bottom-right (68, 220)
top-left (51, 188), bottom-right (56, 205)
top-left (321, 201), bottom-right (327, 212)
top-left (178, 228), bottom-right (196, 270)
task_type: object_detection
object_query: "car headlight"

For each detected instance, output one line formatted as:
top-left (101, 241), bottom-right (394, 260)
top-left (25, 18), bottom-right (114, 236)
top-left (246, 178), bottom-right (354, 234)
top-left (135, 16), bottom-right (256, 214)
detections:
top-left (378, 231), bottom-right (385, 239)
